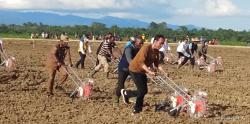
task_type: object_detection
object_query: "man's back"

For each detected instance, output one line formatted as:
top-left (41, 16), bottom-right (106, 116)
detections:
top-left (47, 42), bottom-right (71, 69)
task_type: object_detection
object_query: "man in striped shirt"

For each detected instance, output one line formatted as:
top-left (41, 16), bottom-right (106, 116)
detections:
top-left (90, 35), bottom-right (118, 79)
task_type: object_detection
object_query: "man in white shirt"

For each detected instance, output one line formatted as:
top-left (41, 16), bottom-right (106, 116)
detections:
top-left (178, 38), bottom-right (198, 69)
top-left (75, 34), bottom-right (92, 69)
top-left (176, 39), bottom-right (189, 59)
top-left (159, 39), bottom-right (170, 63)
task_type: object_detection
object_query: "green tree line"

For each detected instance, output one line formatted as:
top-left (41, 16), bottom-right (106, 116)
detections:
top-left (0, 22), bottom-right (250, 45)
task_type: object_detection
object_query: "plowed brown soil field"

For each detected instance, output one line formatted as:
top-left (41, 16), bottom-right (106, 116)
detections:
top-left (0, 39), bottom-right (249, 124)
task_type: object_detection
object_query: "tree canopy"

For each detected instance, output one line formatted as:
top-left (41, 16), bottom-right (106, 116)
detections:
top-left (0, 22), bottom-right (250, 45)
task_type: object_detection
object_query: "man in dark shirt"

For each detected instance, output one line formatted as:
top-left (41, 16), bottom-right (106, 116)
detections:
top-left (113, 37), bottom-right (143, 108)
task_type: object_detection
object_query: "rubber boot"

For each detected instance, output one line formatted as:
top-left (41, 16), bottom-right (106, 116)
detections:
top-left (105, 72), bottom-right (109, 79)
top-left (113, 96), bottom-right (120, 108)
top-left (75, 62), bottom-right (79, 68)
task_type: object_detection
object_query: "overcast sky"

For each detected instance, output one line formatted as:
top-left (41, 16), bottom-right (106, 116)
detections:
top-left (0, 0), bottom-right (249, 30)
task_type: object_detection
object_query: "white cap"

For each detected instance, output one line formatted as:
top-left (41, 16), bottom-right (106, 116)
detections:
top-left (130, 37), bottom-right (135, 41)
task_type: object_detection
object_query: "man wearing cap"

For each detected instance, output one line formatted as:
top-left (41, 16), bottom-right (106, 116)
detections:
top-left (198, 41), bottom-right (208, 61)
top-left (178, 37), bottom-right (198, 69)
top-left (113, 37), bottom-right (144, 108)
top-left (124, 37), bottom-right (135, 48)
top-left (46, 36), bottom-right (73, 97)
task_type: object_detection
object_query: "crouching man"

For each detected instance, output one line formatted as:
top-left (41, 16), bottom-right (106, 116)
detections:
top-left (178, 38), bottom-right (198, 69)
top-left (47, 36), bottom-right (73, 97)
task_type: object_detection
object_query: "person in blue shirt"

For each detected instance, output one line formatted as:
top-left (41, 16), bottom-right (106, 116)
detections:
top-left (113, 37), bottom-right (144, 108)
top-left (124, 37), bottom-right (135, 48)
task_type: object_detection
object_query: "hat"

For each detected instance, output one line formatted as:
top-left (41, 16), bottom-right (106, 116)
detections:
top-left (130, 37), bottom-right (135, 41)
top-left (191, 37), bottom-right (200, 42)
top-left (61, 35), bottom-right (69, 42)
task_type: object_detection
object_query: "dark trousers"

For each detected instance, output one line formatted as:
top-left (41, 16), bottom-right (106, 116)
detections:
top-left (177, 52), bottom-right (184, 59)
top-left (198, 51), bottom-right (207, 61)
top-left (76, 52), bottom-right (86, 68)
top-left (115, 70), bottom-right (130, 97)
top-left (159, 51), bottom-right (165, 64)
top-left (180, 56), bottom-right (195, 67)
top-left (129, 71), bottom-right (148, 112)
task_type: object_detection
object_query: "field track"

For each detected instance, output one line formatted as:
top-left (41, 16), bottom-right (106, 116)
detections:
top-left (0, 39), bottom-right (249, 123)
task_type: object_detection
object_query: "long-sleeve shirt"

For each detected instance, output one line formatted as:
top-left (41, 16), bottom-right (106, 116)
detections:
top-left (129, 44), bottom-right (159, 73)
top-left (47, 42), bottom-right (72, 70)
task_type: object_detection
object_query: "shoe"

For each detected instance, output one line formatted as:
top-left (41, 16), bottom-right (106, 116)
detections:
top-left (131, 109), bottom-right (141, 115)
top-left (113, 102), bottom-right (119, 108)
top-left (113, 96), bottom-right (119, 108)
top-left (129, 97), bottom-right (136, 103)
top-left (121, 89), bottom-right (129, 105)
top-left (47, 92), bottom-right (54, 97)
top-left (75, 64), bottom-right (79, 68)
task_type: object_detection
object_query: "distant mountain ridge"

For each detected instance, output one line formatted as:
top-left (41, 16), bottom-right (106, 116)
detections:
top-left (0, 10), bottom-right (200, 30)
